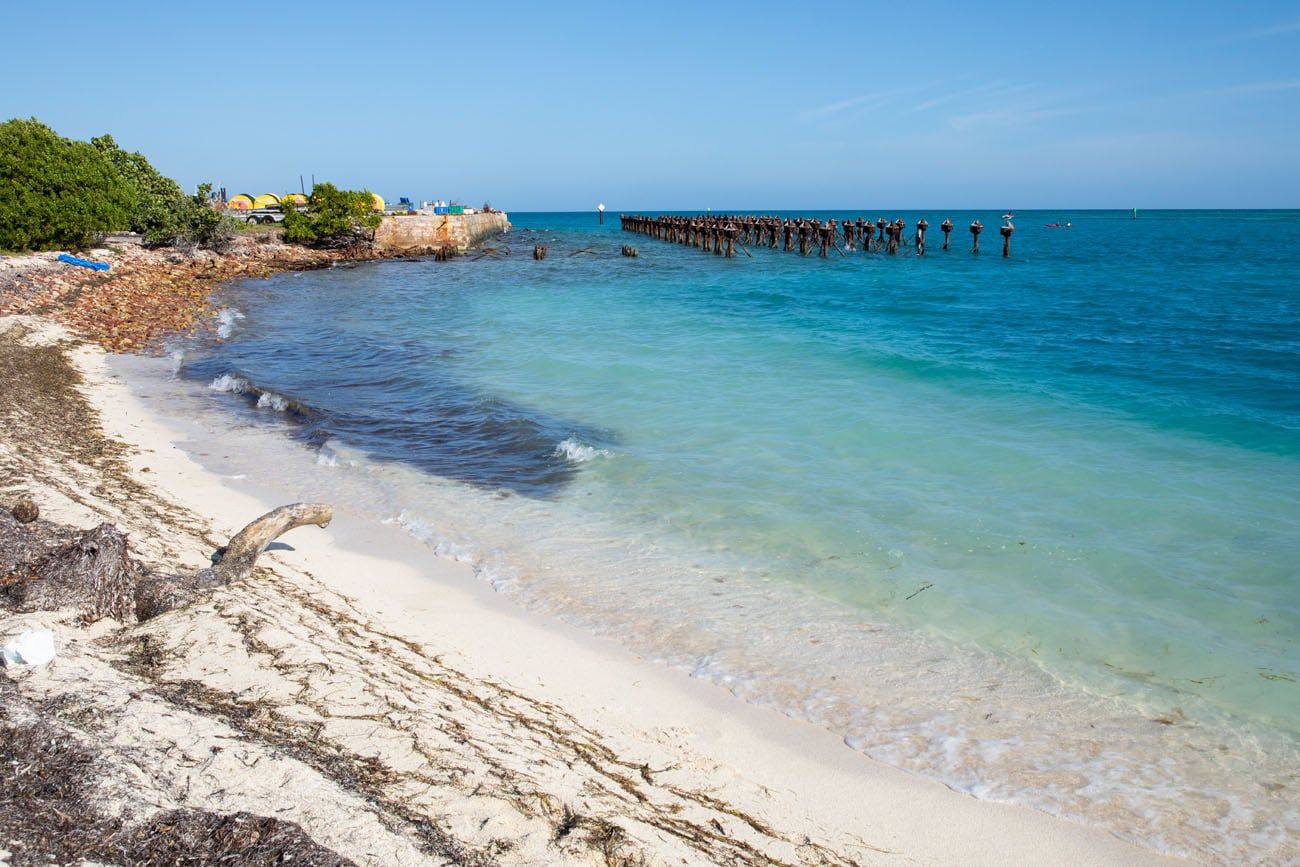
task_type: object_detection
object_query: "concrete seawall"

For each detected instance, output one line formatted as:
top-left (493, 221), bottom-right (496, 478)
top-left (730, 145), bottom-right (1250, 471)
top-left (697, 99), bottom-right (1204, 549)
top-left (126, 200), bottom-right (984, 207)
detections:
top-left (373, 212), bottom-right (510, 254)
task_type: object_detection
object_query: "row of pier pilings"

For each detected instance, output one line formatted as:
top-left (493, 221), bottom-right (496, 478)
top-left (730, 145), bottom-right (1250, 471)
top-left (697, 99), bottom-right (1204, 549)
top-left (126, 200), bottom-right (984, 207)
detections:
top-left (619, 214), bottom-right (1014, 257)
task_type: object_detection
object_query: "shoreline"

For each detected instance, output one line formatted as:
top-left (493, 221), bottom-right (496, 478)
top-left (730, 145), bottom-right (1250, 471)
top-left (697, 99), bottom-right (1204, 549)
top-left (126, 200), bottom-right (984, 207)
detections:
top-left (0, 314), bottom-right (1181, 864)
top-left (0, 232), bottom-right (421, 354)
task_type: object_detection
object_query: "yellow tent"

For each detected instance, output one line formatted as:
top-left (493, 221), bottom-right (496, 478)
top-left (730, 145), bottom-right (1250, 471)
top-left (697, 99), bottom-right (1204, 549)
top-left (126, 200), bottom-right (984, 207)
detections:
top-left (253, 193), bottom-right (281, 209)
top-left (227, 194), bottom-right (254, 211)
top-left (281, 193), bottom-right (307, 206)
top-left (370, 193), bottom-right (385, 211)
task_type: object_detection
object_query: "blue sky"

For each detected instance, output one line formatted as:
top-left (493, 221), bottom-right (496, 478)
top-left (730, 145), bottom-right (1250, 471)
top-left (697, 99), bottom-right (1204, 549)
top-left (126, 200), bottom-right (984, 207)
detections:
top-left (2, 1), bottom-right (1298, 210)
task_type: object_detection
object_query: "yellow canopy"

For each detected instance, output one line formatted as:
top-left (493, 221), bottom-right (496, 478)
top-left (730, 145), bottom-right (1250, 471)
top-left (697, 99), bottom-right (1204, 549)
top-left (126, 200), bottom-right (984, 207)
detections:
top-left (281, 193), bottom-right (307, 206)
top-left (253, 193), bottom-right (280, 208)
top-left (227, 194), bottom-right (254, 211)
top-left (370, 193), bottom-right (385, 211)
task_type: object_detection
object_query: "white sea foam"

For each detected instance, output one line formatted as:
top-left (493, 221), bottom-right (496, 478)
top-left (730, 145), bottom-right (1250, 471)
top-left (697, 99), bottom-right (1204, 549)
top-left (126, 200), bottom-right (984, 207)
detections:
top-left (396, 510), bottom-right (474, 561)
top-left (256, 391), bottom-right (289, 412)
top-left (168, 349), bottom-right (185, 378)
top-left (554, 438), bottom-right (611, 462)
top-left (314, 443), bottom-right (350, 468)
top-left (215, 307), bottom-right (244, 339)
top-left (393, 509), bottom-right (518, 591)
top-left (208, 373), bottom-right (250, 394)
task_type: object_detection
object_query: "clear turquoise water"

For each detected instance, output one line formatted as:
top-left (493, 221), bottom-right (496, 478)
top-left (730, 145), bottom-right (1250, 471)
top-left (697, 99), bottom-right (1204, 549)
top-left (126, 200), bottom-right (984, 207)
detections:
top-left (171, 209), bottom-right (1299, 861)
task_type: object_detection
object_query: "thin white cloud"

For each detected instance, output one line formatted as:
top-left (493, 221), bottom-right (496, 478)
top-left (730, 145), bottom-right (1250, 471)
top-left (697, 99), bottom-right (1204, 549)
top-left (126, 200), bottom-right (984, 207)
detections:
top-left (1197, 78), bottom-right (1300, 97)
top-left (945, 104), bottom-right (1090, 131)
top-left (798, 83), bottom-right (935, 123)
top-left (1235, 15), bottom-right (1300, 39)
top-left (800, 94), bottom-right (876, 122)
top-left (912, 81), bottom-right (1034, 113)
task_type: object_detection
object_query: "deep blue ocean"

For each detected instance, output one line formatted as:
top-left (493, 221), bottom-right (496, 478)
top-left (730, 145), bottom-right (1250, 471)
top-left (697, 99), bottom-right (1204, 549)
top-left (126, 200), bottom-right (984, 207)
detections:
top-left (157, 209), bottom-right (1298, 862)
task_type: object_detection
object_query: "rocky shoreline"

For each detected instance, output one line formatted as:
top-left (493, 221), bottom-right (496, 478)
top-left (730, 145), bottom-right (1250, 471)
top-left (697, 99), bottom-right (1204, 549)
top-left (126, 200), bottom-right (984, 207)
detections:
top-left (0, 233), bottom-right (390, 354)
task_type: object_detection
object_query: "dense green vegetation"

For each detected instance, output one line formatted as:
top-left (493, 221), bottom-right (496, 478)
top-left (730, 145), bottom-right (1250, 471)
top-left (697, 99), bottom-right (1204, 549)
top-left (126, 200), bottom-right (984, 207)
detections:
top-left (91, 134), bottom-right (230, 249)
top-left (0, 118), bottom-right (136, 251)
top-left (280, 182), bottom-right (382, 248)
top-left (180, 183), bottom-right (235, 251)
top-left (0, 118), bottom-right (232, 252)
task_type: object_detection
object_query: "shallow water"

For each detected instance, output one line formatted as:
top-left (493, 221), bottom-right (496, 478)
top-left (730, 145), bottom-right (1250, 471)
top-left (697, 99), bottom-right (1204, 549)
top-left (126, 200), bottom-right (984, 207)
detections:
top-left (134, 209), bottom-right (1298, 862)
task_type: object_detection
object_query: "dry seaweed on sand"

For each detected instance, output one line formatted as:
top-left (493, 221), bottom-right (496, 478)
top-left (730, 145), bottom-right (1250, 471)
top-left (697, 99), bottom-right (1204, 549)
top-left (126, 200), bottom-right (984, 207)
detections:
top-left (0, 674), bottom-right (356, 867)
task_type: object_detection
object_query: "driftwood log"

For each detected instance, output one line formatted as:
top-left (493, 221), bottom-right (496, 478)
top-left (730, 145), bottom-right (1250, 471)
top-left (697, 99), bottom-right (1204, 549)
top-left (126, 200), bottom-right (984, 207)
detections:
top-left (2, 503), bottom-right (331, 624)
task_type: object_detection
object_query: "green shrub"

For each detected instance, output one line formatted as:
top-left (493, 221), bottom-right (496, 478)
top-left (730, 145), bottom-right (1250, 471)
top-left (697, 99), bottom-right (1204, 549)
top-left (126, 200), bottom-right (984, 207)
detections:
top-left (89, 136), bottom-right (234, 250)
top-left (91, 133), bottom-right (185, 245)
top-left (281, 182), bottom-right (382, 248)
top-left (183, 183), bottom-right (234, 251)
top-left (0, 118), bottom-right (135, 251)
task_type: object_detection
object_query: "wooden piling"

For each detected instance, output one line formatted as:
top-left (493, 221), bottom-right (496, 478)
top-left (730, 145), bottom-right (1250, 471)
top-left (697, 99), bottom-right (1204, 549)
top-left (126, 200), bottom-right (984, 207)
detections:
top-left (619, 212), bottom-right (1019, 264)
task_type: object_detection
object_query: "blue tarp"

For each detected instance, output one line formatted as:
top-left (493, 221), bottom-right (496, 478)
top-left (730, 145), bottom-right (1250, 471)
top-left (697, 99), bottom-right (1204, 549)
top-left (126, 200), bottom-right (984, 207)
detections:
top-left (57, 253), bottom-right (110, 271)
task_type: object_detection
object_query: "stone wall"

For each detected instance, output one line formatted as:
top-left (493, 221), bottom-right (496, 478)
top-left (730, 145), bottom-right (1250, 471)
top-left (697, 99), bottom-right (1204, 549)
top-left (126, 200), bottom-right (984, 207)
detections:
top-left (373, 212), bottom-right (510, 254)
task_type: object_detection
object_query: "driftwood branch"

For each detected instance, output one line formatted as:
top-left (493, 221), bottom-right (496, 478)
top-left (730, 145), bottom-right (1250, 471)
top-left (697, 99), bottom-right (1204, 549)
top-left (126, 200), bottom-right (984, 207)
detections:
top-left (134, 503), bottom-right (332, 621)
top-left (212, 503), bottom-right (333, 584)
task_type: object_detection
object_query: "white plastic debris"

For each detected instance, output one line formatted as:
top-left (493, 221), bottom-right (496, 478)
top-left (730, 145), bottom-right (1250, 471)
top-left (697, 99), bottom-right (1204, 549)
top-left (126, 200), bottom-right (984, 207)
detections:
top-left (1, 629), bottom-right (56, 666)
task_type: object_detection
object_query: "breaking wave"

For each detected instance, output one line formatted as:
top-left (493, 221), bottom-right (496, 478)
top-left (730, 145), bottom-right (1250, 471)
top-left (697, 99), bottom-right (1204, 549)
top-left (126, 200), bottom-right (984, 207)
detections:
top-left (215, 308), bottom-right (245, 339)
top-left (208, 373), bottom-right (250, 394)
top-left (554, 438), bottom-right (611, 463)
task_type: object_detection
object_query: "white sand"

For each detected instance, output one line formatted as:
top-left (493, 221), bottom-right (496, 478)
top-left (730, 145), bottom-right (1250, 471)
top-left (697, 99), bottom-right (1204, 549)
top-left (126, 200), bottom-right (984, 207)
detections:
top-left (2, 315), bottom-right (1182, 865)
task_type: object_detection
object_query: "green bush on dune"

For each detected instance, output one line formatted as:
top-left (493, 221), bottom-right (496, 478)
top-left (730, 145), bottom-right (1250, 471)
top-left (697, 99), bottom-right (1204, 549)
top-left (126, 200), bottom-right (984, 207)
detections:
top-left (0, 118), bottom-right (136, 251)
top-left (90, 136), bottom-right (232, 251)
top-left (281, 182), bottom-right (382, 248)
top-left (0, 118), bottom-right (232, 252)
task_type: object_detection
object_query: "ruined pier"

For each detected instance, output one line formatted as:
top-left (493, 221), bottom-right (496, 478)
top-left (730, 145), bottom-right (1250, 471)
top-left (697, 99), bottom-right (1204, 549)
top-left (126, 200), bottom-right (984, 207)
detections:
top-left (620, 213), bottom-right (1012, 258)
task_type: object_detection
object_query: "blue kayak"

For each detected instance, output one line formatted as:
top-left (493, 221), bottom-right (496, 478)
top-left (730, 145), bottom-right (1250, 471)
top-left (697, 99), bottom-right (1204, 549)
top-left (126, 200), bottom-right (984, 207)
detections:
top-left (57, 253), bottom-right (111, 271)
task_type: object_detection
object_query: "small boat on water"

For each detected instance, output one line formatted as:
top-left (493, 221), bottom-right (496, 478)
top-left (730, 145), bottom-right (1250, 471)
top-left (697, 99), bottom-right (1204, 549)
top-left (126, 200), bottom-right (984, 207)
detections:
top-left (1045, 219), bottom-right (1072, 229)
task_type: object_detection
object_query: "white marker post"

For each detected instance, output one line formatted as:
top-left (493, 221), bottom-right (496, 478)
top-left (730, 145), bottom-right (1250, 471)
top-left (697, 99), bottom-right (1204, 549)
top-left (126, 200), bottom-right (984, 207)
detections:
top-left (598, 202), bottom-right (606, 224)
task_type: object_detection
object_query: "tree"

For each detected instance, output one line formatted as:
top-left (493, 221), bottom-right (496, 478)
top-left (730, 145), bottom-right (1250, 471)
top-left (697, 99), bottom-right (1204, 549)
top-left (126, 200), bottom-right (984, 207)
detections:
top-left (90, 134), bottom-right (187, 245)
top-left (90, 135), bottom-right (234, 250)
top-left (182, 183), bottom-right (234, 252)
top-left (281, 182), bottom-right (381, 248)
top-left (0, 118), bottom-right (136, 251)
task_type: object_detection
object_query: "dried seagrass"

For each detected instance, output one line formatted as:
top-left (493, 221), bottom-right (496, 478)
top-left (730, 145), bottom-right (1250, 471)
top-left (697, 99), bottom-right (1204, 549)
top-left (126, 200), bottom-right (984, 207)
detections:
top-left (1, 513), bottom-right (139, 623)
top-left (1, 502), bottom-right (331, 624)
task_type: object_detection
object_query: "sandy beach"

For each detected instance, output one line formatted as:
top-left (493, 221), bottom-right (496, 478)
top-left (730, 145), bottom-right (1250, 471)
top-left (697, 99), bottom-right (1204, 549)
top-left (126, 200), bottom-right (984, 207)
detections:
top-left (0, 298), bottom-right (1184, 866)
